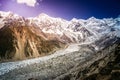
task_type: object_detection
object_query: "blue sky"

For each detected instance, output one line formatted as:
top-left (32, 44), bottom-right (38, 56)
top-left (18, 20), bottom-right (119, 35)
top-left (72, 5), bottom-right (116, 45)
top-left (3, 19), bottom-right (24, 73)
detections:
top-left (0, 0), bottom-right (120, 20)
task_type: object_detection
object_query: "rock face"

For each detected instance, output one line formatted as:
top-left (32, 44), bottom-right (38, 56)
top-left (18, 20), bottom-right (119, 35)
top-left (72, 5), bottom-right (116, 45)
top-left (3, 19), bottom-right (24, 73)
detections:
top-left (0, 19), bottom-right (64, 61)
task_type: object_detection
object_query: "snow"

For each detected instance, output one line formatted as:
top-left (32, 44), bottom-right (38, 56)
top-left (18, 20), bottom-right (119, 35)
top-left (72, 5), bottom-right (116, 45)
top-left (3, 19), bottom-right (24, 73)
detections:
top-left (27, 13), bottom-right (120, 43)
top-left (114, 25), bottom-right (120, 30)
top-left (0, 11), bottom-right (19, 18)
top-left (0, 19), bottom-right (5, 29)
top-left (42, 28), bottom-right (55, 34)
top-left (116, 15), bottom-right (120, 21)
top-left (0, 11), bottom-right (11, 17)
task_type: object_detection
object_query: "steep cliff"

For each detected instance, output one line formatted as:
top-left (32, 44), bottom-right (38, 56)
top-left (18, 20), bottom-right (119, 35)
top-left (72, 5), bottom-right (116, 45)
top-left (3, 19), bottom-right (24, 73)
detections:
top-left (0, 21), bottom-right (64, 61)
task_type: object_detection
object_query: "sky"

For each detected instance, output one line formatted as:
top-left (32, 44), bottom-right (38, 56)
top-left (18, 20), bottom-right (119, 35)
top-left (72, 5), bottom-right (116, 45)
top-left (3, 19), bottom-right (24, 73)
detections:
top-left (0, 0), bottom-right (120, 20)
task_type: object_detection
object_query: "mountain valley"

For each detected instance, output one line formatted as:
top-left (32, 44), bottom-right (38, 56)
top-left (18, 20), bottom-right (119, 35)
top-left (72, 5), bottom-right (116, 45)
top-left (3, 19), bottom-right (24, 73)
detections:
top-left (0, 11), bottom-right (120, 80)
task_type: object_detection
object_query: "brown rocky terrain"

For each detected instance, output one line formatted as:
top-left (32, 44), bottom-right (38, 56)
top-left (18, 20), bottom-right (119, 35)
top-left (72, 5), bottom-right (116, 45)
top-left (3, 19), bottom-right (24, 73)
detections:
top-left (0, 20), bottom-right (65, 61)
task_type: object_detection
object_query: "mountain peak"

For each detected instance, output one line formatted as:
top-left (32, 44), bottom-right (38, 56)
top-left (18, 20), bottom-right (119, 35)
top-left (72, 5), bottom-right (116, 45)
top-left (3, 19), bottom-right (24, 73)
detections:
top-left (38, 13), bottom-right (49, 17)
top-left (71, 18), bottom-right (79, 22)
top-left (0, 11), bottom-right (12, 17)
top-left (116, 15), bottom-right (120, 21)
top-left (0, 11), bottom-right (20, 18)
top-left (88, 16), bottom-right (97, 20)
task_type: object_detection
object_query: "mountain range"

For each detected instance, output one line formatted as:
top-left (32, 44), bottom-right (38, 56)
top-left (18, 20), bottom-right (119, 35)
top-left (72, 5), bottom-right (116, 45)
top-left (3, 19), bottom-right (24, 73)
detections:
top-left (0, 11), bottom-right (120, 80)
top-left (0, 11), bottom-right (120, 61)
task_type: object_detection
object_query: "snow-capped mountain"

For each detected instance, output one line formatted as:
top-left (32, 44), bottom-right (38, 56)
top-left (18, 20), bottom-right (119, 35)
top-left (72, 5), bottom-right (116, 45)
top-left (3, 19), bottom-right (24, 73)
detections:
top-left (28, 13), bottom-right (120, 43)
top-left (0, 11), bottom-right (120, 61)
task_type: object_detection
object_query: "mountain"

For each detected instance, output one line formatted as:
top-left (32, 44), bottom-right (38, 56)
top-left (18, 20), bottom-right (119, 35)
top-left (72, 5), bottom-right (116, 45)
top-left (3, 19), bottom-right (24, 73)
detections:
top-left (0, 11), bottom-right (120, 61)
top-left (0, 11), bottom-right (120, 80)
top-left (0, 12), bottom-right (65, 61)
top-left (29, 14), bottom-right (120, 43)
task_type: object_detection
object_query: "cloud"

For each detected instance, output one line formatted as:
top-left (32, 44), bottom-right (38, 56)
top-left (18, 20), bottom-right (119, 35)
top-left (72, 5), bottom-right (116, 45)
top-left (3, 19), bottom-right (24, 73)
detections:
top-left (16, 0), bottom-right (37, 7)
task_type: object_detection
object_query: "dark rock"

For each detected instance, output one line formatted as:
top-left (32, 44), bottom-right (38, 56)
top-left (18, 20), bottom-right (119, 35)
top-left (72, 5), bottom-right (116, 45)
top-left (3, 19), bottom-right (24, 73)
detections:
top-left (99, 67), bottom-right (112, 75)
top-left (28, 78), bottom-right (37, 80)
top-left (110, 71), bottom-right (120, 80)
top-left (83, 74), bottom-right (97, 80)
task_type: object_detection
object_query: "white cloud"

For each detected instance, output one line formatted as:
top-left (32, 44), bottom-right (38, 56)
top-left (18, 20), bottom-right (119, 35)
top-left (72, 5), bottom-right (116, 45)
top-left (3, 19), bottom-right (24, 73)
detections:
top-left (16, 0), bottom-right (37, 7)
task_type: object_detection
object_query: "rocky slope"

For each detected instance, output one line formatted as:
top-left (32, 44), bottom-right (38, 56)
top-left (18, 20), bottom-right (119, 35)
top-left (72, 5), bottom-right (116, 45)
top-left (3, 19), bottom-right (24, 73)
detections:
top-left (0, 12), bottom-right (65, 61)
top-left (80, 42), bottom-right (120, 80)
top-left (54, 38), bottom-right (120, 80)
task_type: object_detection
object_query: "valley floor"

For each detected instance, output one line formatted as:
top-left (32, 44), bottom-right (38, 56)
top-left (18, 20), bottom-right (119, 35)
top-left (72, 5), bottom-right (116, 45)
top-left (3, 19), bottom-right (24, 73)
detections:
top-left (0, 43), bottom-right (81, 80)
